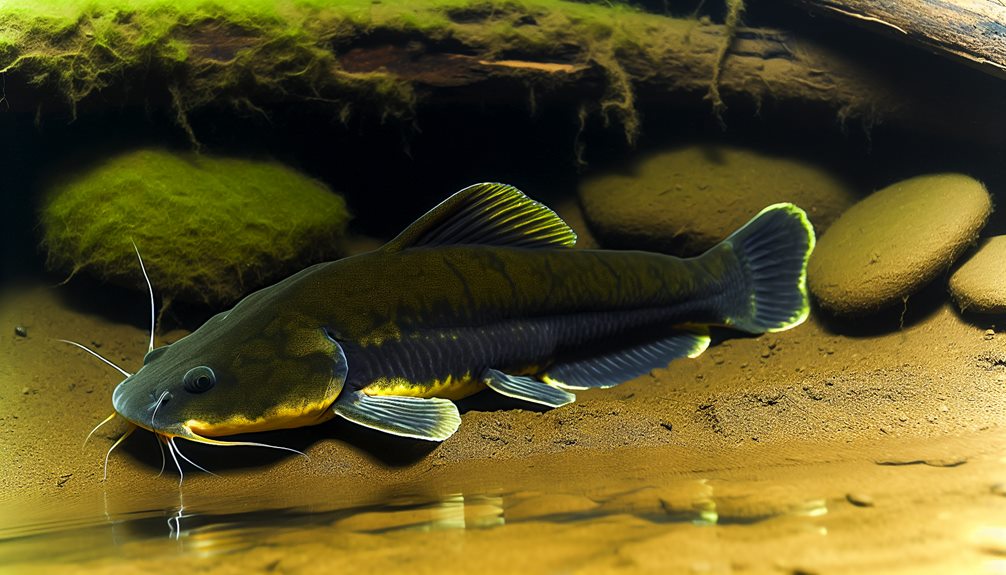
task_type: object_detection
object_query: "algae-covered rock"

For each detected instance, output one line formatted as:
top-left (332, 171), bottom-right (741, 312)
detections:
top-left (579, 145), bottom-right (855, 256)
top-left (809, 174), bottom-right (991, 316)
top-left (40, 148), bottom-right (349, 306)
top-left (949, 236), bottom-right (1006, 314)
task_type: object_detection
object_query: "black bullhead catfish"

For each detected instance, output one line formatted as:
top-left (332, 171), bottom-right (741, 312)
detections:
top-left (106, 183), bottom-right (815, 450)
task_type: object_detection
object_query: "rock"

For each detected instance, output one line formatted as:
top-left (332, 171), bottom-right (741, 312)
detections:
top-left (40, 148), bottom-right (350, 306)
top-left (949, 236), bottom-right (1006, 313)
top-left (578, 145), bottom-right (855, 256)
top-left (845, 492), bottom-right (875, 507)
top-left (809, 174), bottom-right (991, 316)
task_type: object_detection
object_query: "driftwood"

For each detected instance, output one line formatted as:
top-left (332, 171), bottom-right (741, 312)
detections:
top-left (5, 8), bottom-right (1005, 150)
top-left (338, 20), bottom-right (1006, 148)
top-left (786, 0), bottom-right (1006, 79)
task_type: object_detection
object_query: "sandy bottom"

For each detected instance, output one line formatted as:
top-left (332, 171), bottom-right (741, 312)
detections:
top-left (1, 274), bottom-right (1005, 574)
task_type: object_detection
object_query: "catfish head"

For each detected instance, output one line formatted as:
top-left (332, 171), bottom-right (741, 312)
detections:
top-left (111, 296), bottom-right (348, 446)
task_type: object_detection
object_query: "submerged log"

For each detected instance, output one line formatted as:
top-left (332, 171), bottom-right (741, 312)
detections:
top-left (337, 20), bottom-right (1006, 148)
top-left (3, 3), bottom-right (1005, 149)
top-left (786, 0), bottom-right (1006, 79)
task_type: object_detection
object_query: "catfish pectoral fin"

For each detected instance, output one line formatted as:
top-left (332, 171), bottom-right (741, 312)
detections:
top-left (332, 391), bottom-right (461, 441)
top-left (483, 368), bottom-right (576, 407)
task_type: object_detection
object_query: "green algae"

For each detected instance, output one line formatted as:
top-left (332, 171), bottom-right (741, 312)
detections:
top-left (0, 0), bottom-right (736, 146)
top-left (40, 148), bottom-right (350, 307)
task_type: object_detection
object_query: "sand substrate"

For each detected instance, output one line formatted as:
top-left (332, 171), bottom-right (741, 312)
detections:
top-left (1, 273), bottom-right (1005, 573)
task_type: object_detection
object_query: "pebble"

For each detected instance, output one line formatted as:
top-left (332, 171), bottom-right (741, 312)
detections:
top-left (14, 326), bottom-right (27, 338)
top-left (846, 492), bottom-right (875, 507)
top-left (950, 236), bottom-right (1006, 313)
top-left (808, 174), bottom-right (991, 316)
top-left (579, 145), bottom-right (855, 255)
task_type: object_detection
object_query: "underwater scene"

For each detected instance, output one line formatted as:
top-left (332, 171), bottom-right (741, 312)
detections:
top-left (2, 0), bottom-right (1006, 573)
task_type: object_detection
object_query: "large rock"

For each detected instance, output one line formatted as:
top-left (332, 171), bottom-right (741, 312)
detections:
top-left (40, 148), bottom-right (350, 306)
top-left (949, 236), bottom-right (1006, 314)
top-left (578, 145), bottom-right (855, 256)
top-left (809, 174), bottom-right (991, 316)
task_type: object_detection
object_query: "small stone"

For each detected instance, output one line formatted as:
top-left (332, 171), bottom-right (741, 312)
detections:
top-left (984, 329), bottom-right (996, 341)
top-left (809, 174), bottom-right (991, 316)
top-left (951, 237), bottom-right (1006, 313)
top-left (579, 145), bottom-right (854, 256)
top-left (14, 326), bottom-right (27, 338)
top-left (21, 387), bottom-right (29, 395)
top-left (846, 492), bottom-right (874, 507)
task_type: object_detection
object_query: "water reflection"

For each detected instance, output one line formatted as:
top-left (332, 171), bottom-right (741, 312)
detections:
top-left (0, 476), bottom-right (837, 571)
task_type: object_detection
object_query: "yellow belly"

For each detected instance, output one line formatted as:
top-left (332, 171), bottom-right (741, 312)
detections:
top-left (361, 372), bottom-right (485, 401)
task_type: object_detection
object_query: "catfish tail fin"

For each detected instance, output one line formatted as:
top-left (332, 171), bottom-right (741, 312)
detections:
top-left (715, 203), bottom-right (816, 334)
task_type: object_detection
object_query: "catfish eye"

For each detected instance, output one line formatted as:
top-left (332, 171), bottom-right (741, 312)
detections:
top-left (183, 366), bottom-right (216, 393)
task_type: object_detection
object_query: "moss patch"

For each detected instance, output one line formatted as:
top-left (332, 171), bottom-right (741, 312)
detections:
top-left (40, 148), bottom-right (349, 306)
top-left (0, 0), bottom-right (738, 146)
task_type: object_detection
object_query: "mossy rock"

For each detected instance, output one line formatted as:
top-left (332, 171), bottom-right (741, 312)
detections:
top-left (40, 148), bottom-right (349, 306)
top-left (949, 236), bottom-right (1006, 314)
top-left (808, 174), bottom-right (991, 316)
top-left (579, 145), bottom-right (856, 256)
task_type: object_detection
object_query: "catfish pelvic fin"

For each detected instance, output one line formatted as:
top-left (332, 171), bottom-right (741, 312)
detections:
top-left (332, 391), bottom-right (461, 441)
top-left (483, 368), bottom-right (576, 407)
top-left (382, 183), bottom-right (577, 252)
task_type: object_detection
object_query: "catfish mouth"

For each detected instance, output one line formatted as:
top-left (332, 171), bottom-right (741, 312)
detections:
top-left (111, 379), bottom-right (187, 438)
top-left (110, 380), bottom-right (311, 461)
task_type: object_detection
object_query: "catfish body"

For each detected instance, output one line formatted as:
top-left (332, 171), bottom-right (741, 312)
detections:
top-left (111, 183), bottom-right (815, 443)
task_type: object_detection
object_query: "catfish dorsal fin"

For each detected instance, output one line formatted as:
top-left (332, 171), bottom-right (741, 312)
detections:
top-left (382, 183), bottom-right (577, 252)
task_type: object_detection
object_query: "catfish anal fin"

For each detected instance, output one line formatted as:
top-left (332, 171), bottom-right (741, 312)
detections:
top-left (544, 328), bottom-right (711, 390)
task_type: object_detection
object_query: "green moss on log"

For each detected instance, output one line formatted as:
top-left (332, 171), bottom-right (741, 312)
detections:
top-left (0, 0), bottom-right (737, 146)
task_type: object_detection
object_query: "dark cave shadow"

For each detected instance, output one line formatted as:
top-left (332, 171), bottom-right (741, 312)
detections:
top-left (811, 278), bottom-right (949, 338)
top-left (456, 388), bottom-right (551, 414)
top-left (951, 310), bottom-right (1005, 331)
top-left (51, 274), bottom-right (153, 333)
